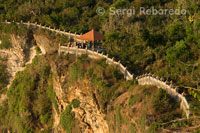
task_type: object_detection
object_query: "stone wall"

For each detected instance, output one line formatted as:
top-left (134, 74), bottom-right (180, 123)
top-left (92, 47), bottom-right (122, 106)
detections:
top-left (60, 46), bottom-right (190, 118)
top-left (60, 46), bottom-right (133, 80)
top-left (136, 75), bottom-right (190, 118)
top-left (3, 20), bottom-right (82, 42)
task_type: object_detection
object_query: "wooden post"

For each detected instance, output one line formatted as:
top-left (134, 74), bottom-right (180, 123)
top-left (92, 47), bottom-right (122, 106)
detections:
top-left (124, 67), bottom-right (127, 80)
top-left (69, 31), bottom-right (71, 40)
top-left (112, 57), bottom-right (114, 63)
top-left (67, 44), bottom-right (69, 54)
top-left (74, 32), bottom-right (77, 43)
top-left (76, 46), bottom-right (78, 57)
top-left (58, 43), bottom-right (61, 56)
top-left (85, 46), bottom-right (88, 55)
top-left (28, 21), bottom-right (30, 28)
top-left (92, 41), bottom-right (95, 51)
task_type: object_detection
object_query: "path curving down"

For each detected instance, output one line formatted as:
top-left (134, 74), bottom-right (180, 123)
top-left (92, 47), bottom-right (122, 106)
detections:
top-left (60, 46), bottom-right (190, 119)
top-left (3, 20), bottom-right (190, 119)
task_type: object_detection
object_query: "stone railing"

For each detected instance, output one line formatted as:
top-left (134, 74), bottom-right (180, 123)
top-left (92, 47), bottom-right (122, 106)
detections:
top-left (2, 20), bottom-right (190, 119)
top-left (3, 20), bottom-right (82, 42)
top-left (60, 46), bottom-right (190, 118)
top-left (136, 74), bottom-right (190, 119)
top-left (60, 46), bottom-right (133, 80)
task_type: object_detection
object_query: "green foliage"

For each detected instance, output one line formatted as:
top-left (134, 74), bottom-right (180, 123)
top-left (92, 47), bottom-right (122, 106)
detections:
top-left (0, 64), bottom-right (9, 93)
top-left (0, 34), bottom-right (11, 49)
top-left (60, 105), bottom-right (74, 132)
top-left (6, 56), bottom-right (54, 132)
top-left (138, 115), bottom-right (146, 130)
top-left (69, 63), bottom-right (84, 82)
top-left (71, 99), bottom-right (80, 108)
top-left (116, 105), bottom-right (124, 131)
top-left (0, 100), bottom-right (9, 126)
top-left (48, 73), bottom-right (59, 114)
top-left (147, 122), bottom-right (161, 133)
top-left (189, 99), bottom-right (200, 116)
top-left (166, 40), bottom-right (190, 65)
top-left (35, 46), bottom-right (41, 54)
top-left (111, 0), bottom-right (130, 8)
top-left (129, 95), bottom-right (137, 108)
top-left (168, 22), bottom-right (186, 44)
top-left (153, 89), bottom-right (178, 114)
top-left (170, 120), bottom-right (189, 128)
top-left (0, 22), bottom-right (29, 36)
top-left (188, 88), bottom-right (200, 102)
top-left (130, 123), bottom-right (137, 133)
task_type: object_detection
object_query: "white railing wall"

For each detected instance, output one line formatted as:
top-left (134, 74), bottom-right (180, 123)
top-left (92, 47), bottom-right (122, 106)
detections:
top-left (61, 46), bottom-right (190, 118)
top-left (3, 20), bottom-right (81, 42)
top-left (60, 46), bottom-right (133, 80)
top-left (136, 75), bottom-right (190, 118)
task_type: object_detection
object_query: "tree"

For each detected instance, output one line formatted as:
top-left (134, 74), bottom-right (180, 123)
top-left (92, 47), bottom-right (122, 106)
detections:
top-left (166, 40), bottom-right (189, 65)
top-left (168, 22), bottom-right (186, 44)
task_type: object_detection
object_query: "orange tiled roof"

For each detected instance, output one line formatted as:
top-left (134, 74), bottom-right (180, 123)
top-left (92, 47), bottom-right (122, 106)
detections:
top-left (78, 29), bottom-right (105, 41)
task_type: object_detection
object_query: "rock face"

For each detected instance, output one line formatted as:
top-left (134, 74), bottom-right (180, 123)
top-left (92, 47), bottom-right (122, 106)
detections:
top-left (33, 34), bottom-right (58, 54)
top-left (69, 85), bottom-right (109, 133)
top-left (50, 61), bottom-right (109, 132)
top-left (0, 32), bottom-right (109, 132)
top-left (0, 34), bottom-right (36, 89)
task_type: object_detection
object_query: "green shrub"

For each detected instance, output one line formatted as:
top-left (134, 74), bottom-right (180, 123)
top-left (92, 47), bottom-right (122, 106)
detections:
top-left (153, 89), bottom-right (178, 114)
top-left (0, 34), bottom-right (11, 49)
top-left (166, 40), bottom-right (190, 65)
top-left (35, 46), bottom-right (42, 54)
top-left (60, 105), bottom-right (74, 132)
top-left (6, 56), bottom-right (54, 132)
top-left (147, 122), bottom-right (161, 133)
top-left (71, 99), bottom-right (80, 108)
top-left (0, 23), bottom-right (29, 36)
top-left (40, 113), bottom-right (50, 125)
top-left (116, 105), bottom-right (124, 131)
top-left (168, 22), bottom-right (186, 43)
top-left (48, 73), bottom-right (59, 114)
top-left (0, 100), bottom-right (8, 126)
top-left (69, 63), bottom-right (84, 82)
top-left (130, 123), bottom-right (137, 133)
top-left (138, 115), bottom-right (146, 130)
top-left (0, 64), bottom-right (9, 93)
top-left (129, 95), bottom-right (137, 108)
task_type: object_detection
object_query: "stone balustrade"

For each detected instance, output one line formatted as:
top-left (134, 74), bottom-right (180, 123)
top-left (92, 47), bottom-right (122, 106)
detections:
top-left (60, 46), bottom-right (190, 118)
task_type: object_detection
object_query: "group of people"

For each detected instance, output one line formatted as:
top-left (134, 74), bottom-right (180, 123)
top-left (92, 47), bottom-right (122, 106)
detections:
top-left (67, 41), bottom-right (102, 50)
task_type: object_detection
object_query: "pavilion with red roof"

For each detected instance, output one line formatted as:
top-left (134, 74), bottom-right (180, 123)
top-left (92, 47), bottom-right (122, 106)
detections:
top-left (78, 29), bottom-right (105, 50)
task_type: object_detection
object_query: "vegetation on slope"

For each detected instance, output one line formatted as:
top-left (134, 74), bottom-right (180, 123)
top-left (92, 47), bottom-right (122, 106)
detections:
top-left (107, 86), bottom-right (200, 132)
top-left (0, 57), bottom-right (9, 94)
top-left (0, 63), bottom-right (8, 93)
top-left (62, 54), bottom-right (134, 109)
top-left (0, 56), bottom-right (58, 133)
top-left (60, 99), bottom-right (80, 132)
top-left (55, 54), bottom-right (200, 132)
